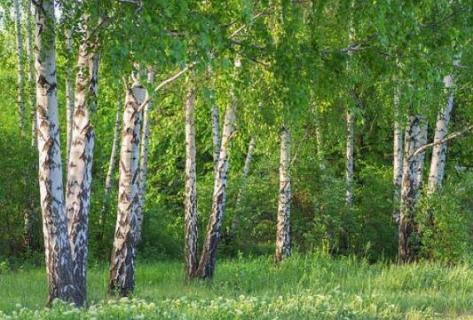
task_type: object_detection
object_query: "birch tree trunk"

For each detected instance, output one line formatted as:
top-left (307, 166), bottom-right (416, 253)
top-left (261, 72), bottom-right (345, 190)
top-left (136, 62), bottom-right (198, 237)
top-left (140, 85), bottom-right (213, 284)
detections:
top-left (211, 105), bottom-right (220, 172)
top-left (415, 122), bottom-right (428, 187)
top-left (393, 88), bottom-right (403, 224)
top-left (229, 137), bottom-right (256, 238)
top-left (184, 87), bottom-right (198, 279)
top-left (345, 109), bottom-right (354, 208)
top-left (14, 0), bottom-right (26, 135)
top-left (275, 127), bottom-right (291, 263)
top-left (399, 115), bottom-right (426, 263)
top-left (99, 97), bottom-right (122, 241)
top-left (65, 30), bottom-right (75, 161)
top-left (25, 0), bottom-right (36, 146)
top-left (136, 70), bottom-right (153, 243)
top-left (33, 0), bottom-right (79, 305)
top-left (427, 75), bottom-right (454, 195)
top-left (196, 100), bottom-right (236, 279)
top-left (109, 80), bottom-right (145, 296)
top-left (65, 21), bottom-right (100, 305)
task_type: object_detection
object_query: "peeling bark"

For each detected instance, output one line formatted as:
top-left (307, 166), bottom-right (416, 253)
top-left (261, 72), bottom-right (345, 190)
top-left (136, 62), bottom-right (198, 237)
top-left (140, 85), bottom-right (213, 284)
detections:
top-left (427, 75), bottom-right (454, 195)
top-left (33, 0), bottom-right (79, 305)
top-left (65, 18), bottom-right (100, 305)
top-left (275, 127), bottom-right (291, 263)
top-left (184, 87), bottom-right (198, 279)
top-left (109, 80), bottom-right (146, 296)
top-left (229, 137), bottom-right (256, 238)
top-left (14, 0), bottom-right (26, 135)
top-left (196, 100), bottom-right (236, 279)
top-left (399, 115), bottom-right (426, 263)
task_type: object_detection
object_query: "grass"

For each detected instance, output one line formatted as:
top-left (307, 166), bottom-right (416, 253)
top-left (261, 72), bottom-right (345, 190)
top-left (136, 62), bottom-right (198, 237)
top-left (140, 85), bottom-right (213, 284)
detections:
top-left (1, 253), bottom-right (473, 319)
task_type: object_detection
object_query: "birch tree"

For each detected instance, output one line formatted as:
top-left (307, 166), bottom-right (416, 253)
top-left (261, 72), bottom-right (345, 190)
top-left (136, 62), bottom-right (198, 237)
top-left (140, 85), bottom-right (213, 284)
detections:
top-left (13, 0), bottom-right (26, 135)
top-left (33, 0), bottom-right (80, 305)
top-left (65, 29), bottom-right (75, 160)
top-left (196, 99), bottom-right (236, 279)
top-left (25, 0), bottom-right (36, 146)
top-left (427, 75), bottom-right (455, 194)
top-left (392, 87), bottom-right (403, 224)
top-left (275, 127), bottom-right (291, 263)
top-left (184, 86), bottom-right (198, 279)
top-left (398, 115), bottom-right (427, 263)
top-left (211, 105), bottom-right (220, 172)
top-left (109, 79), bottom-right (146, 297)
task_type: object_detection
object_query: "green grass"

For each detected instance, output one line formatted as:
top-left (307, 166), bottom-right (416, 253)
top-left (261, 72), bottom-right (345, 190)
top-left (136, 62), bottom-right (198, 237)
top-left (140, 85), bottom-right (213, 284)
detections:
top-left (1, 253), bottom-right (473, 319)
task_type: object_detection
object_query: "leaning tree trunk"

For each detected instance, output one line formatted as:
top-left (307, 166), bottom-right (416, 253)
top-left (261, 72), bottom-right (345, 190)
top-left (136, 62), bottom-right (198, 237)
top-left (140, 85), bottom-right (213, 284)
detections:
top-left (211, 105), bottom-right (220, 172)
top-left (229, 137), bottom-right (256, 238)
top-left (196, 100), bottom-right (237, 279)
top-left (184, 87), bottom-right (198, 279)
top-left (65, 22), bottom-right (99, 306)
top-left (99, 97), bottom-right (122, 241)
top-left (399, 115), bottom-right (426, 263)
top-left (392, 87), bottom-right (403, 224)
top-left (33, 0), bottom-right (79, 306)
top-left (109, 80), bottom-right (146, 297)
top-left (14, 0), bottom-right (26, 135)
top-left (275, 127), bottom-right (291, 263)
top-left (427, 75), bottom-right (455, 195)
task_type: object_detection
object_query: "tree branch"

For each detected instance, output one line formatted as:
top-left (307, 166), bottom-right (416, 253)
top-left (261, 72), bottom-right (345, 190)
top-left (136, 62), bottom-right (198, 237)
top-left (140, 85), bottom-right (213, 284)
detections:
top-left (410, 124), bottom-right (473, 159)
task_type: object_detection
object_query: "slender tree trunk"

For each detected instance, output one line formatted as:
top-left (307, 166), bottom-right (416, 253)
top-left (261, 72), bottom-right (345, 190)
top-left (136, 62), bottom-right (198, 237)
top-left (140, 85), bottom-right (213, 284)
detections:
top-left (415, 122), bottom-right (428, 187)
top-left (275, 127), bottom-right (291, 263)
top-left (33, 0), bottom-right (79, 305)
top-left (393, 87), bottom-right (403, 224)
top-left (427, 75), bottom-right (454, 195)
top-left (345, 109), bottom-right (354, 207)
top-left (99, 97), bottom-right (122, 241)
top-left (65, 30), bottom-right (75, 161)
top-left (229, 137), bottom-right (256, 238)
top-left (196, 100), bottom-right (237, 279)
top-left (184, 87), bottom-right (198, 279)
top-left (14, 0), bottom-right (26, 135)
top-left (136, 70), bottom-right (153, 243)
top-left (211, 105), bottom-right (220, 172)
top-left (313, 105), bottom-right (324, 166)
top-left (398, 115), bottom-right (426, 263)
top-left (25, 0), bottom-right (36, 147)
top-left (109, 80), bottom-right (145, 296)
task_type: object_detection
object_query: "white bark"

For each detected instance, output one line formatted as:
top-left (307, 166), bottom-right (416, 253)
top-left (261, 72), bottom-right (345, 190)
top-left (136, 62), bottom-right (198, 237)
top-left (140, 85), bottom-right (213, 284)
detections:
top-left (109, 80), bottom-right (146, 296)
top-left (65, 29), bottom-right (75, 160)
top-left (34, 0), bottom-right (79, 305)
top-left (136, 69), bottom-right (154, 242)
top-left (275, 127), bottom-right (291, 263)
top-left (99, 97), bottom-right (122, 238)
top-left (196, 100), bottom-right (237, 279)
top-left (25, 0), bottom-right (36, 146)
top-left (184, 87), bottom-right (198, 279)
top-left (14, 0), bottom-right (26, 134)
top-left (211, 105), bottom-right (220, 172)
top-left (393, 87), bottom-right (403, 223)
top-left (427, 75), bottom-right (454, 194)
top-left (346, 109), bottom-right (354, 208)
top-left (399, 115), bottom-right (426, 262)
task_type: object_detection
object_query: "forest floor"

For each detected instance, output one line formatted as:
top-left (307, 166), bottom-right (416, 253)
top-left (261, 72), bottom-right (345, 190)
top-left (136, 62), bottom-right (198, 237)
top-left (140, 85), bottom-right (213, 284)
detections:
top-left (1, 253), bottom-right (473, 319)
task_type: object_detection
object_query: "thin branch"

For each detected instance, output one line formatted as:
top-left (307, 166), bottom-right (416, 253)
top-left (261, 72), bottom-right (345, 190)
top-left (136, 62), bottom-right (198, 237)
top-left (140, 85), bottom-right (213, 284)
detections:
top-left (229, 11), bottom-right (265, 38)
top-left (410, 124), bottom-right (473, 159)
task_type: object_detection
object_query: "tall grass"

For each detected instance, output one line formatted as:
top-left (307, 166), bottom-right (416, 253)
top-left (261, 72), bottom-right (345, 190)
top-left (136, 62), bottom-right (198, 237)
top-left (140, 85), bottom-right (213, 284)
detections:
top-left (1, 253), bottom-right (473, 319)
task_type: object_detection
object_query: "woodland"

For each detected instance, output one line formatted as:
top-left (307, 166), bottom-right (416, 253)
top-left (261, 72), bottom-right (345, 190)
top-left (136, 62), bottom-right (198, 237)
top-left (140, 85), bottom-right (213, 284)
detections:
top-left (1, 0), bottom-right (473, 318)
